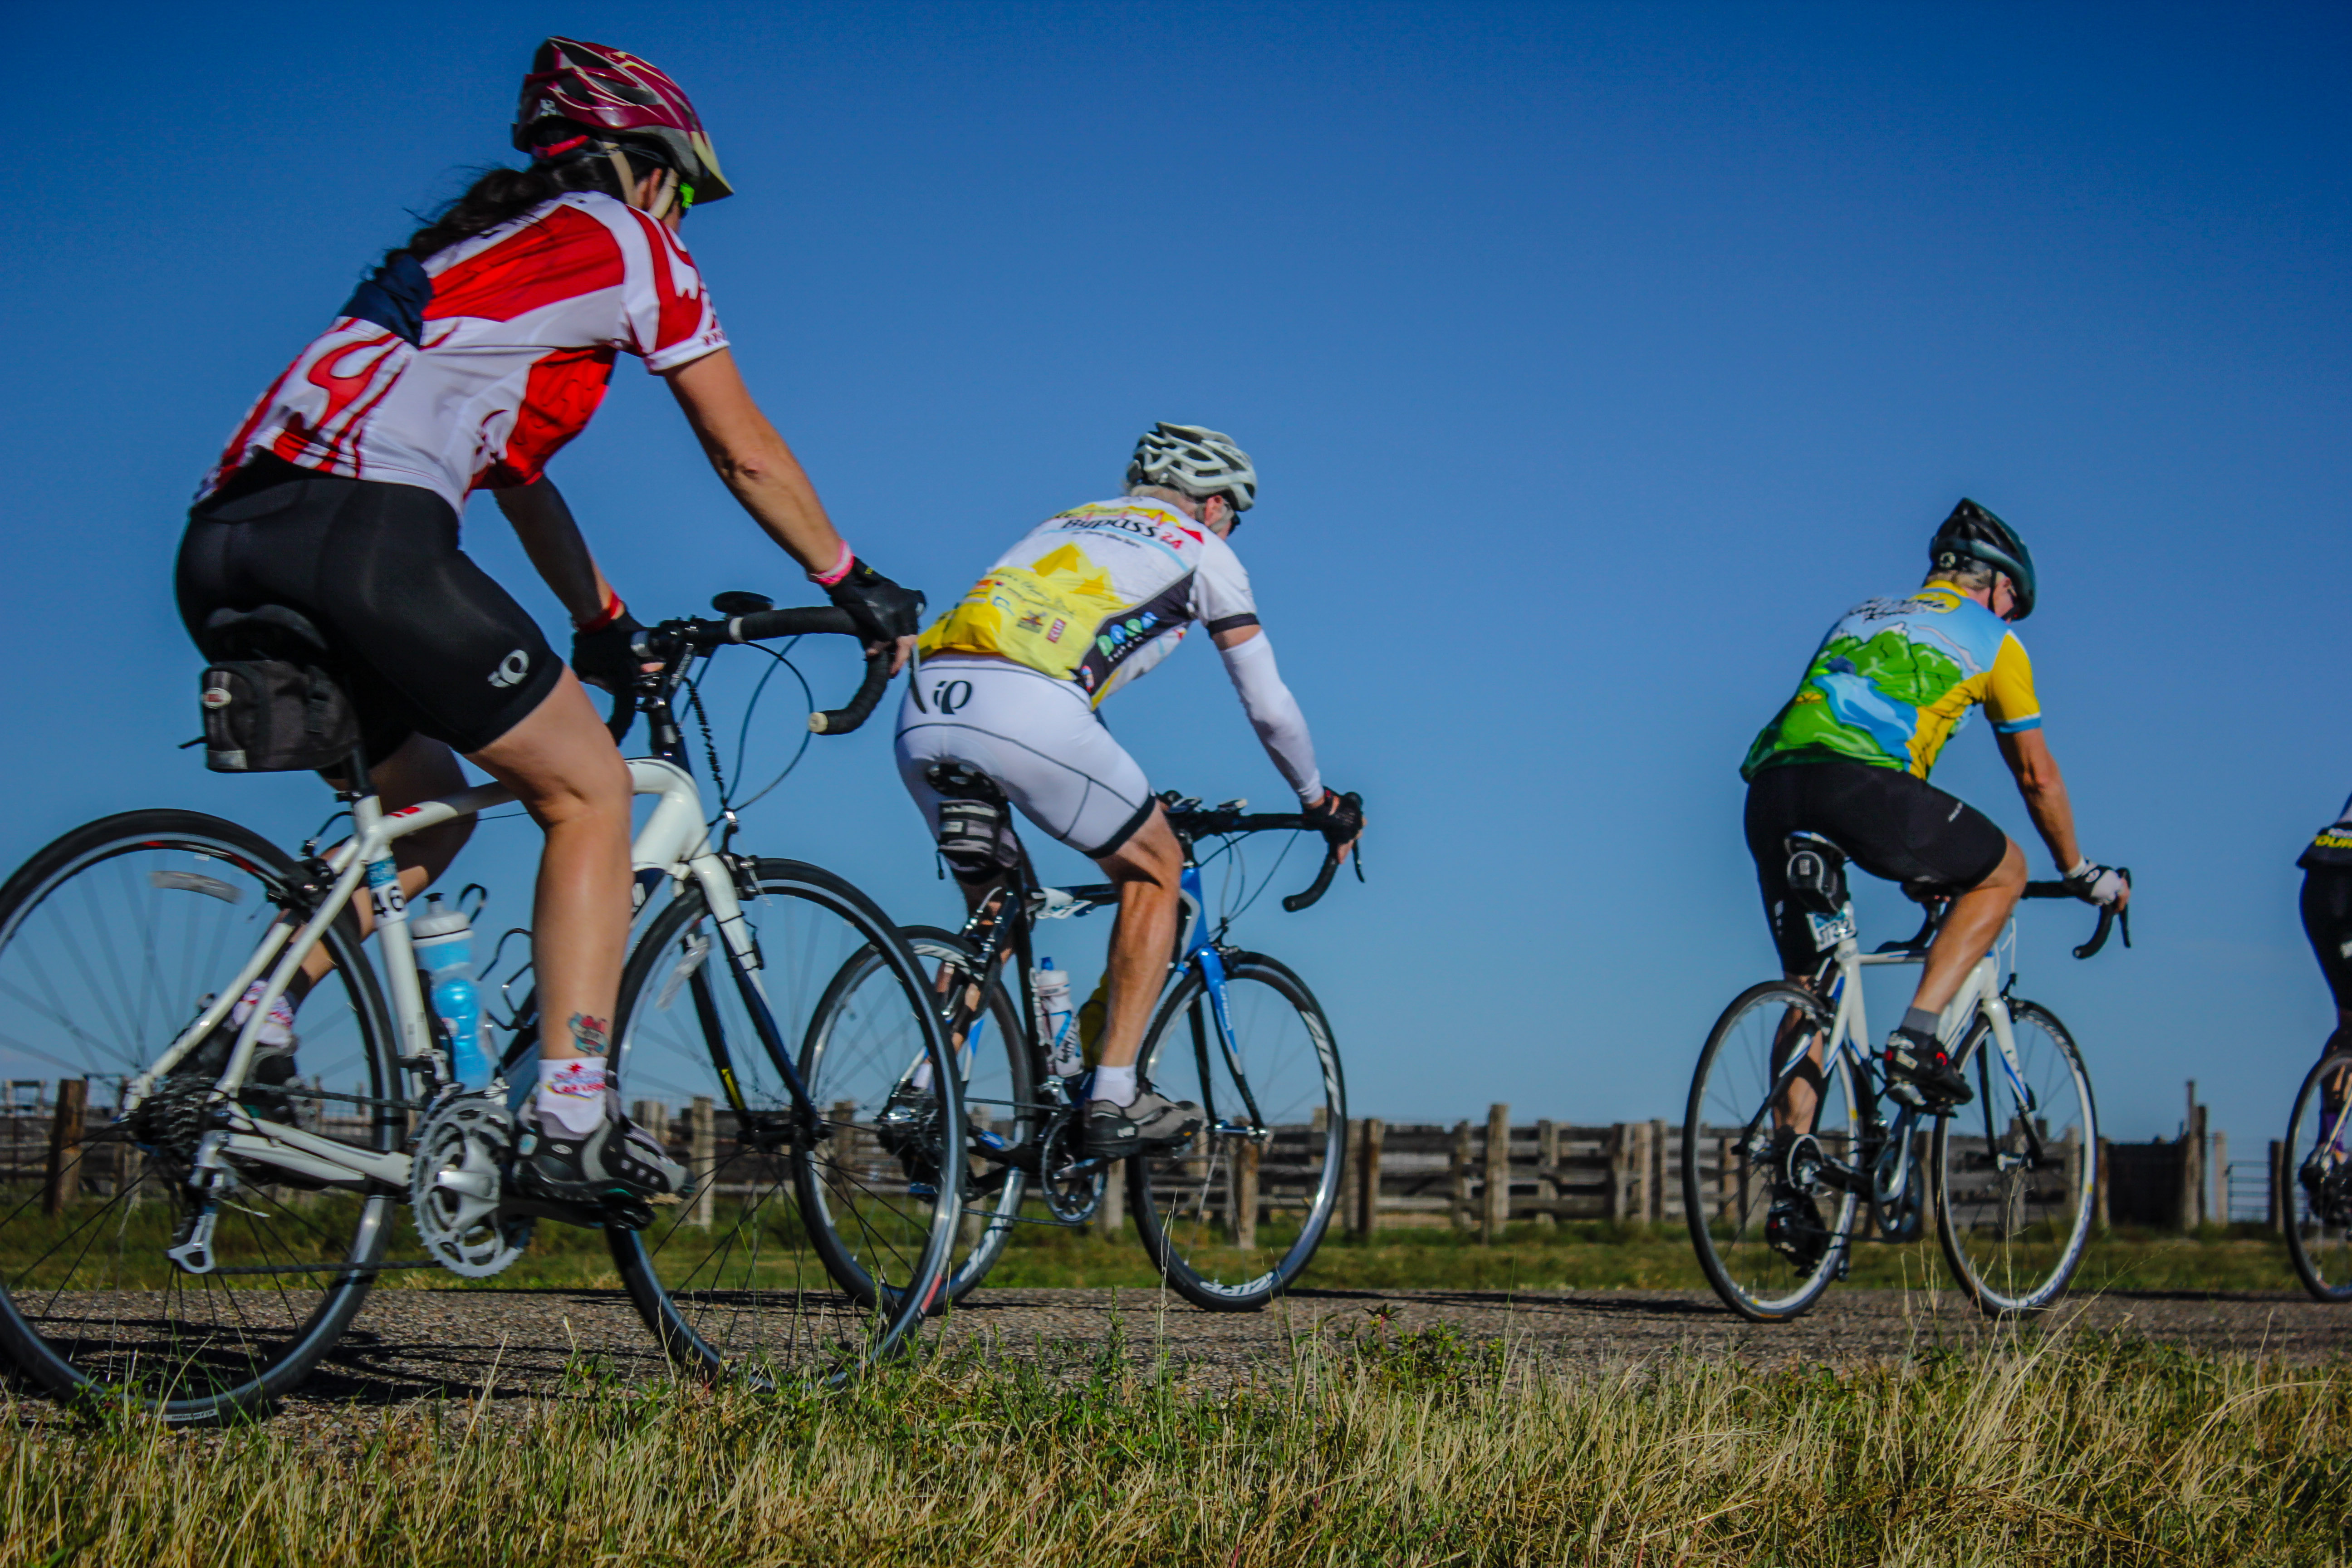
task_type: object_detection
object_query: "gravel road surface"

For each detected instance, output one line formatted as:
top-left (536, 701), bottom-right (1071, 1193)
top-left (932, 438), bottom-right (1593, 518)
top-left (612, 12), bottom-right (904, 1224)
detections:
top-left (230, 1283), bottom-right (2348, 1414)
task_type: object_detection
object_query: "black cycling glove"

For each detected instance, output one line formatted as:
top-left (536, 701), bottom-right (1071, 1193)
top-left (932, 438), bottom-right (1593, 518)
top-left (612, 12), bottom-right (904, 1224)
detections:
top-left (1303, 788), bottom-right (1365, 844)
top-left (570, 608), bottom-right (647, 693)
top-left (824, 560), bottom-right (926, 645)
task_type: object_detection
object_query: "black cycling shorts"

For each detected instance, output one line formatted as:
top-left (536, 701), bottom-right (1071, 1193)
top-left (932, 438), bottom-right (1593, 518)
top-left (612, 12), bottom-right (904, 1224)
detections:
top-left (2302, 866), bottom-right (2352, 1013)
top-left (1744, 758), bottom-right (2010, 973)
top-left (176, 456), bottom-right (562, 760)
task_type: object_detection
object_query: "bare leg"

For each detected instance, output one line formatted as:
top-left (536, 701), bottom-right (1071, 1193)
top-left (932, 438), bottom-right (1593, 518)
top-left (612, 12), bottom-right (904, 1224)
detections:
top-left (1088, 807), bottom-right (1185, 1072)
top-left (1770, 985), bottom-right (1826, 1135)
top-left (1909, 838), bottom-right (2028, 1015)
top-left (465, 672), bottom-right (634, 1066)
top-left (294, 732), bottom-right (474, 993)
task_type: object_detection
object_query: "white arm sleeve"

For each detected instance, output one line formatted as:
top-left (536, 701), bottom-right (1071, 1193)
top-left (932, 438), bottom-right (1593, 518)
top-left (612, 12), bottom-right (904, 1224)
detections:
top-left (1218, 630), bottom-right (1323, 804)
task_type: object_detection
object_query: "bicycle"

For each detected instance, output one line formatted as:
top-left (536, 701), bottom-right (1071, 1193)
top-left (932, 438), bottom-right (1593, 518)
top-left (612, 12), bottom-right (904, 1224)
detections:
top-left (818, 789), bottom-right (1361, 1313)
top-left (1683, 834), bottom-right (2128, 1321)
top-left (0, 595), bottom-right (960, 1421)
top-left (2283, 1048), bottom-right (2352, 1303)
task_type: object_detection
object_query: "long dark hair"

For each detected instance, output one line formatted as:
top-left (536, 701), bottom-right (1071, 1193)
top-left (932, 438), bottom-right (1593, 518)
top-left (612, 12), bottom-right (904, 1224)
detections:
top-left (404, 145), bottom-right (665, 261)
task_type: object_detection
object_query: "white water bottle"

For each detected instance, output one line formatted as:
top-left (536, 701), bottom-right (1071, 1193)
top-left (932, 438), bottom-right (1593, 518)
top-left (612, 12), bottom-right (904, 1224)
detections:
top-left (412, 894), bottom-right (491, 1085)
top-left (1034, 960), bottom-right (1081, 1077)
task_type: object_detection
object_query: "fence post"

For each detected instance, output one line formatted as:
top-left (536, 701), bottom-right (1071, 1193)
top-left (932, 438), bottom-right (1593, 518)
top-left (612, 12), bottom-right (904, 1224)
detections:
top-left (43, 1078), bottom-right (86, 1216)
top-left (1622, 1122), bottom-right (1650, 1227)
top-left (1647, 1118), bottom-right (1669, 1225)
top-left (1359, 1118), bottom-right (1385, 1235)
top-left (632, 1100), bottom-right (670, 1150)
top-left (2270, 1138), bottom-right (2288, 1234)
top-left (1481, 1103), bottom-right (1510, 1243)
top-left (2177, 1088), bottom-right (2204, 1233)
top-left (1534, 1119), bottom-right (1559, 1231)
top-left (689, 1096), bottom-right (716, 1229)
top-left (1098, 1158), bottom-right (1126, 1240)
top-left (2094, 1137), bottom-right (2112, 1231)
top-left (2210, 1127), bottom-right (2228, 1228)
top-left (1232, 1141), bottom-right (1259, 1250)
top-left (1450, 1120), bottom-right (1473, 1232)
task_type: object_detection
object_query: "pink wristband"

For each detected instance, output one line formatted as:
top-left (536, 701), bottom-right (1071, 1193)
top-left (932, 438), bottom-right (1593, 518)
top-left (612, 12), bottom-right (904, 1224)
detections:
top-left (808, 539), bottom-right (855, 587)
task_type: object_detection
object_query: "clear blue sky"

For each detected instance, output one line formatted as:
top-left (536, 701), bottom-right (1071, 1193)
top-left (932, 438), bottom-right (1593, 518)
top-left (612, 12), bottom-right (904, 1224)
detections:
top-left (3, 2), bottom-right (2345, 1152)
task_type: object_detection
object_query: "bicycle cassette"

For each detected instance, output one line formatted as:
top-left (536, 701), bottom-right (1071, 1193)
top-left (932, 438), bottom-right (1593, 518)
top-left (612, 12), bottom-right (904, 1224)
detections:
top-left (412, 1090), bottom-right (533, 1278)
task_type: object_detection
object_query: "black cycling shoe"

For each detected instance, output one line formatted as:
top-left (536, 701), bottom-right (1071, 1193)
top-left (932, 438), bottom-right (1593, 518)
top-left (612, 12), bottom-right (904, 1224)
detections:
top-left (1882, 1028), bottom-right (1972, 1110)
top-left (515, 1100), bottom-right (691, 1210)
top-left (1083, 1087), bottom-right (1205, 1156)
top-left (1765, 1184), bottom-right (1830, 1270)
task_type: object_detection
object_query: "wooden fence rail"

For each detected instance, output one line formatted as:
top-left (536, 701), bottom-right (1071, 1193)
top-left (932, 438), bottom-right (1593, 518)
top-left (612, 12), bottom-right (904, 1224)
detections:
top-left (0, 1080), bottom-right (2272, 1243)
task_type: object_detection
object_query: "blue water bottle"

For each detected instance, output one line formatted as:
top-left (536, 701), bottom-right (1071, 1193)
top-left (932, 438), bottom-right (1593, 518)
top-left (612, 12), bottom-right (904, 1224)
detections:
top-left (412, 894), bottom-right (491, 1085)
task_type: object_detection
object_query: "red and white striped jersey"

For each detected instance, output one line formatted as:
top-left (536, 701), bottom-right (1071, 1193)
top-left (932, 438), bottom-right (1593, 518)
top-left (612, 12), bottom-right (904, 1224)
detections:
top-left (201, 191), bottom-right (727, 509)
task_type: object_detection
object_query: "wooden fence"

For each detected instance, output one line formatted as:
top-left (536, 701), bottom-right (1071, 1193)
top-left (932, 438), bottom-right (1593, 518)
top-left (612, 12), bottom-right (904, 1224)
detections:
top-left (0, 1078), bottom-right (2287, 1242)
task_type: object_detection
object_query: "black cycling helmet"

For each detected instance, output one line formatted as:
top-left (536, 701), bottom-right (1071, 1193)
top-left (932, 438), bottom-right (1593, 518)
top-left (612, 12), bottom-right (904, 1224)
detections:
top-left (1929, 498), bottom-right (2036, 620)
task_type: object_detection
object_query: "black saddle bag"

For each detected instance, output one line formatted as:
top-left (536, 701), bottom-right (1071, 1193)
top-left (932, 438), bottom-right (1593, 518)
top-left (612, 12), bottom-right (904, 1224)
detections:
top-left (197, 607), bottom-right (359, 773)
top-left (1783, 835), bottom-right (1849, 916)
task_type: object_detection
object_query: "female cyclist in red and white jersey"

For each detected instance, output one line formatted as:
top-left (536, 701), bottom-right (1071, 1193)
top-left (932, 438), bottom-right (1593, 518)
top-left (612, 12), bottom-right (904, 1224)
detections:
top-left (176, 39), bottom-right (923, 1205)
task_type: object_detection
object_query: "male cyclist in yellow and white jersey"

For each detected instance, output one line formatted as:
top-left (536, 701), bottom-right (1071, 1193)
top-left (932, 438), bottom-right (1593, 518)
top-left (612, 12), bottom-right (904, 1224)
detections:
top-left (895, 425), bottom-right (1362, 1155)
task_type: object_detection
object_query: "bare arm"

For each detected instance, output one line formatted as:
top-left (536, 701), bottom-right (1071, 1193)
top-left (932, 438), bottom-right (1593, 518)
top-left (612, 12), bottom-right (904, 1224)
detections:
top-left (663, 348), bottom-right (846, 573)
top-left (1996, 728), bottom-right (2126, 906)
top-left (493, 478), bottom-right (612, 625)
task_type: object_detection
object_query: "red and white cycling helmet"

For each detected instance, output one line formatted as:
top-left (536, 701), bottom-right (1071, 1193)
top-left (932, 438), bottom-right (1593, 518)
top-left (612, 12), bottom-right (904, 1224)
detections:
top-left (512, 37), bottom-right (734, 204)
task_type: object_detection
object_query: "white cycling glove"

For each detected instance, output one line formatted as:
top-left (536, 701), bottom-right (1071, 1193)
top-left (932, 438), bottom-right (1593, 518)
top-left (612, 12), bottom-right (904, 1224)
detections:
top-left (2065, 858), bottom-right (2129, 907)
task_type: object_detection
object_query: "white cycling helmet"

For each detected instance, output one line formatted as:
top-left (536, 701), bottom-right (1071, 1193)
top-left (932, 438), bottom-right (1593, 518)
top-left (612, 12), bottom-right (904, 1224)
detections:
top-left (1126, 422), bottom-right (1257, 512)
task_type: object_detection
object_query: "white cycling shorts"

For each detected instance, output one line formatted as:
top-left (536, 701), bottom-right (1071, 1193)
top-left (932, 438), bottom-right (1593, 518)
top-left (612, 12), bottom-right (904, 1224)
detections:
top-left (894, 654), bottom-right (1156, 860)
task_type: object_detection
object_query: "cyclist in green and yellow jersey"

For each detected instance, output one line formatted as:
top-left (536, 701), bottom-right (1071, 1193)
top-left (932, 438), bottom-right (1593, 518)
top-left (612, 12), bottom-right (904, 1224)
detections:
top-left (1742, 500), bottom-right (2130, 1113)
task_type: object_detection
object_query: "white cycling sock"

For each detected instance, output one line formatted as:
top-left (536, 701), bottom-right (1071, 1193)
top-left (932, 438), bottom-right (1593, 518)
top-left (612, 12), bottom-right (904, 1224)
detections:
top-left (537, 1060), bottom-right (611, 1137)
top-left (1092, 1064), bottom-right (1138, 1107)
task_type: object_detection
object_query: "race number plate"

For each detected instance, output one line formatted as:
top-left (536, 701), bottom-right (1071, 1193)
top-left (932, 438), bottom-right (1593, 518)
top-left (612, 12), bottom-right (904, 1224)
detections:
top-left (1808, 904), bottom-right (1857, 950)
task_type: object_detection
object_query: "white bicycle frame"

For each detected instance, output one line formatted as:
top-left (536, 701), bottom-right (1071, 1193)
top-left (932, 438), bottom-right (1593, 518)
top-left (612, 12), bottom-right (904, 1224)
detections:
top-left (124, 756), bottom-right (755, 1197)
top-left (1800, 900), bottom-right (2036, 1206)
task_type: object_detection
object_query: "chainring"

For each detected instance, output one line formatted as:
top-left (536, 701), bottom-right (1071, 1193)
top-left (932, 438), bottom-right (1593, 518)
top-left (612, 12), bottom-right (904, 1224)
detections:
top-left (411, 1091), bottom-right (534, 1278)
top-left (1036, 1111), bottom-right (1105, 1223)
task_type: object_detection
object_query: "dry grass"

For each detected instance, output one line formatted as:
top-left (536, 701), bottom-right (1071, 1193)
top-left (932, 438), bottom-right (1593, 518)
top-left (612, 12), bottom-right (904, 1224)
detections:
top-left (3, 1319), bottom-right (2345, 1566)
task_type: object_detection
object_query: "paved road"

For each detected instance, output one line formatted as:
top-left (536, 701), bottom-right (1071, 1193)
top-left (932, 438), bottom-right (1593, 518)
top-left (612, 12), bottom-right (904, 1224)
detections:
top-left (251, 1284), bottom-right (2347, 1412)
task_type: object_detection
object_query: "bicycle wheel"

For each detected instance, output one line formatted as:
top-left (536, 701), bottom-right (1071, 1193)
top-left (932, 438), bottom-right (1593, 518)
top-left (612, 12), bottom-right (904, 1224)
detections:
top-left (0, 809), bottom-right (400, 1421)
top-left (905, 927), bottom-right (1035, 1304)
top-left (1932, 1000), bottom-right (2097, 1316)
top-left (608, 860), bottom-right (961, 1380)
top-left (2283, 1048), bottom-right (2352, 1303)
top-left (1132, 951), bottom-right (1344, 1312)
top-left (1684, 981), bottom-right (1861, 1323)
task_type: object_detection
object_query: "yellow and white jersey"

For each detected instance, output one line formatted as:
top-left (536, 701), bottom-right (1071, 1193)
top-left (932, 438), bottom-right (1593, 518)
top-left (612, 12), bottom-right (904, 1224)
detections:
top-left (918, 497), bottom-right (1260, 707)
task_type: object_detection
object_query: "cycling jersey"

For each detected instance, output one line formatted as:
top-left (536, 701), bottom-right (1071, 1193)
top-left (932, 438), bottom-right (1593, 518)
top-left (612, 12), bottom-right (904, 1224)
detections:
top-left (1742, 583), bottom-right (2042, 782)
top-left (201, 192), bottom-right (727, 510)
top-left (916, 497), bottom-right (1259, 707)
top-left (2298, 794), bottom-right (2352, 870)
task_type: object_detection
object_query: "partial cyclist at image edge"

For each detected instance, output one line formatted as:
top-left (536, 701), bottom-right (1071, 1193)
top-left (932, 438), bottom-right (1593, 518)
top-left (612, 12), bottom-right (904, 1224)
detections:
top-left (895, 423), bottom-right (1363, 1156)
top-left (2288, 792), bottom-right (2352, 1299)
top-left (175, 37), bottom-right (924, 1210)
top-left (1740, 499), bottom-right (2129, 1127)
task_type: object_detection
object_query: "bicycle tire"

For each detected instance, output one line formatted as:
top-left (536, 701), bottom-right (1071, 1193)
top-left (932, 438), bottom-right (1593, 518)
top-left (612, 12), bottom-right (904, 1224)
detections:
top-left (1132, 951), bottom-right (1345, 1312)
top-left (2283, 1048), bottom-right (2352, 1304)
top-left (903, 926), bottom-right (1035, 1305)
top-left (606, 860), bottom-right (962, 1381)
top-left (0, 809), bottom-right (400, 1422)
top-left (1683, 981), bottom-right (1860, 1323)
top-left (1931, 1000), bottom-right (2097, 1316)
